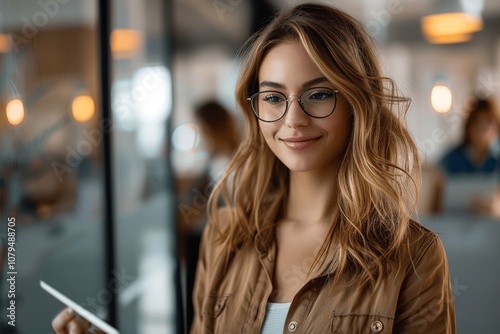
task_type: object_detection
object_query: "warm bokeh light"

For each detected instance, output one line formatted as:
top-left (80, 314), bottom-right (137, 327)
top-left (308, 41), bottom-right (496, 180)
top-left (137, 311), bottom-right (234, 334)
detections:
top-left (431, 84), bottom-right (453, 113)
top-left (111, 30), bottom-right (143, 59)
top-left (172, 123), bottom-right (199, 151)
top-left (421, 12), bottom-right (482, 44)
top-left (0, 34), bottom-right (10, 53)
top-left (72, 95), bottom-right (95, 122)
top-left (6, 99), bottom-right (25, 125)
top-left (426, 33), bottom-right (473, 44)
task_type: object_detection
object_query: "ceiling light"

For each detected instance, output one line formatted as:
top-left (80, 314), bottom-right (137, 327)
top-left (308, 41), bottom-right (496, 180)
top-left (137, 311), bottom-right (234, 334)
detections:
top-left (72, 95), bottom-right (95, 122)
top-left (431, 83), bottom-right (453, 113)
top-left (425, 33), bottom-right (473, 44)
top-left (111, 30), bottom-right (143, 59)
top-left (421, 0), bottom-right (483, 44)
top-left (6, 98), bottom-right (25, 125)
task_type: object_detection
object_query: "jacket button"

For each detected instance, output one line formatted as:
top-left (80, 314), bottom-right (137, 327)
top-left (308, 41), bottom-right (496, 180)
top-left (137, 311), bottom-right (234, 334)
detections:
top-left (214, 304), bottom-right (220, 312)
top-left (371, 320), bottom-right (383, 332)
top-left (311, 278), bottom-right (317, 285)
top-left (288, 321), bottom-right (298, 332)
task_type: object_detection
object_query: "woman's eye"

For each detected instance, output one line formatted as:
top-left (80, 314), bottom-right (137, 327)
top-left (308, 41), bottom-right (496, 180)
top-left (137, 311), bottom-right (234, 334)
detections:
top-left (262, 94), bottom-right (284, 103)
top-left (308, 91), bottom-right (334, 100)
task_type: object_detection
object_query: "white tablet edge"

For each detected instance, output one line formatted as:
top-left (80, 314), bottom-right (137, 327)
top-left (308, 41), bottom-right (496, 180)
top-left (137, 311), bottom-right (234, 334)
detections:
top-left (40, 280), bottom-right (120, 334)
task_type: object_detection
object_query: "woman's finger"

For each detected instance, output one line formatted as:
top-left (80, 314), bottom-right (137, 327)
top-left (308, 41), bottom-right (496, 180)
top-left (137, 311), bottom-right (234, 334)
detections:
top-left (67, 318), bottom-right (91, 334)
top-left (52, 307), bottom-right (77, 334)
top-left (52, 307), bottom-right (93, 334)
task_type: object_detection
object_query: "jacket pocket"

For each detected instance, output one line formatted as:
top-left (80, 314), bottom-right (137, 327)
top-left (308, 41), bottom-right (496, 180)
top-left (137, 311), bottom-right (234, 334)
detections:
top-left (202, 294), bottom-right (231, 318)
top-left (331, 313), bottom-right (394, 333)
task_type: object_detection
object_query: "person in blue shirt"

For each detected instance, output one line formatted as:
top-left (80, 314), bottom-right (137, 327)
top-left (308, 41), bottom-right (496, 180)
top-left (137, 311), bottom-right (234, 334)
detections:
top-left (440, 97), bottom-right (499, 174)
top-left (437, 97), bottom-right (500, 217)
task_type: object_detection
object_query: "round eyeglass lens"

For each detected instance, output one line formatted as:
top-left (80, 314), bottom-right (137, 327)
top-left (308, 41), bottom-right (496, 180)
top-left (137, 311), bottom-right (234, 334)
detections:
top-left (251, 91), bottom-right (287, 122)
top-left (250, 87), bottom-right (337, 122)
top-left (299, 87), bottom-right (337, 118)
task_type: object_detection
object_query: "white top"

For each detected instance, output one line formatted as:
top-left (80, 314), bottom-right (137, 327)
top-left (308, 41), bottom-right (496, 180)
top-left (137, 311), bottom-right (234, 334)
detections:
top-left (261, 302), bottom-right (292, 334)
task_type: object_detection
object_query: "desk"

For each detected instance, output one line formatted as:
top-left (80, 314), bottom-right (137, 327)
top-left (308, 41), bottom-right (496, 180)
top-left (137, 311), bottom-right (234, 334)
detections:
top-left (421, 213), bottom-right (500, 333)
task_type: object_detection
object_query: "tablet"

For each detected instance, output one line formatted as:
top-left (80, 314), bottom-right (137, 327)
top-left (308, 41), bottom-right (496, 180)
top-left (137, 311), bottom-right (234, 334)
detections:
top-left (40, 280), bottom-right (120, 334)
top-left (443, 174), bottom-right (498, 211)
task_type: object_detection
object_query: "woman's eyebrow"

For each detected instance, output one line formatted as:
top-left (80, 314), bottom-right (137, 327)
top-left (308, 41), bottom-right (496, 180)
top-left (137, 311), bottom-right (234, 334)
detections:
top-left (302, 77), bottom-right (329, 88)
top-left (258, 77), bottom-right (329, 90)
top-left (259, 81), bottom-right (286, 89)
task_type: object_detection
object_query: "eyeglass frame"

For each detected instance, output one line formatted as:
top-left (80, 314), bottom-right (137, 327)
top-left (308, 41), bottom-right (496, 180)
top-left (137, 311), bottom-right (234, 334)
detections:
top-left (247, 87), bottom-right (340, 123)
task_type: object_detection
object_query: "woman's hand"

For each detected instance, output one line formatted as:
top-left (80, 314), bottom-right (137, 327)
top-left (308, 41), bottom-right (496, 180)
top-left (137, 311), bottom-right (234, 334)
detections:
top-left (52, 307), bottom-right (105, 334)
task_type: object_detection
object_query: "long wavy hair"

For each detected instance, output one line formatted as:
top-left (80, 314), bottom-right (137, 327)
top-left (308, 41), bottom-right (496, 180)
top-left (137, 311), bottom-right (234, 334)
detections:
top-left (208, 2), bottom-right (421, 289)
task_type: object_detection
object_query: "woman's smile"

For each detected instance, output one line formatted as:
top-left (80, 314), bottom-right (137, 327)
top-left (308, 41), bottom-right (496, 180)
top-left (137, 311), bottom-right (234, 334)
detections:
top-left (280, 135), bottom-right (323, 150)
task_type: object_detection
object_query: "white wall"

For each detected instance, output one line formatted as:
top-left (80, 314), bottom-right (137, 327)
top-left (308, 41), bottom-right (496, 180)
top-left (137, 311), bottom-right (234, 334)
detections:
top-left (381, 38), bottom-right (500, 165)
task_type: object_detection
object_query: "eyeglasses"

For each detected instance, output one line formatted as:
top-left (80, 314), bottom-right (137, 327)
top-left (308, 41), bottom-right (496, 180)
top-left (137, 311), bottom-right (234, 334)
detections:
top-left (247, 87), bottom-right (339, 123)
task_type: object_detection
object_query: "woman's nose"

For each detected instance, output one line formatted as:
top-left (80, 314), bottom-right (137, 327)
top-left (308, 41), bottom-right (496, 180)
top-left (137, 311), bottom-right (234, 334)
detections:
top-left (284, 99), bottom-right (310, 129)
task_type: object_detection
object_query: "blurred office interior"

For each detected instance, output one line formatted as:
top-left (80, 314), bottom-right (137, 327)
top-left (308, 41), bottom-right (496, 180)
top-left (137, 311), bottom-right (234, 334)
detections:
top-left (0, 0), bottom-right (499, 333)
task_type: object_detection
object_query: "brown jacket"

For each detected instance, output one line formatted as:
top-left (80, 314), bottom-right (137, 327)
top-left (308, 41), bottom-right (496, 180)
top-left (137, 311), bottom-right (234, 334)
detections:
top-left (191, 217), bottom-right (456, 334)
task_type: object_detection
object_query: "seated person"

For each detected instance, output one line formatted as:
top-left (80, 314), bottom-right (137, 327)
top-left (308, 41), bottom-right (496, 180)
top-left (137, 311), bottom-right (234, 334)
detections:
top-left (438, 97), bottom-right (500, 217)
top-left (440, 97), bottom-right (499, 174)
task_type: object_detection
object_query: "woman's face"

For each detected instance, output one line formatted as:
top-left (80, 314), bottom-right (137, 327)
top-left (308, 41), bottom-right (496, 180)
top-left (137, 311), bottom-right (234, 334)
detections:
top-left (257, 41), bottom-right (352, 174)
top-left (469, 111), bottom-right (499, 150)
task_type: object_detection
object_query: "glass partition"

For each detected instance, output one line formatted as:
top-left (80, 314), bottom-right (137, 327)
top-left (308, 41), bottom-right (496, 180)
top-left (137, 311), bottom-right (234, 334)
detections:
top-left (110, 0), bottom-right (176, 332)
top-left (0, 1), bottom-right (107, 333)
top-left (0, 0), bottom-right (176, 333)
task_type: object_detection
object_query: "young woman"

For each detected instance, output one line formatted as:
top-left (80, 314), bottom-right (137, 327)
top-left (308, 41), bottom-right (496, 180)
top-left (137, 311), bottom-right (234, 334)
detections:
top-left (190, 3), bottom-right (455, 333)
top-left (52, 3), bottom-right (455, 334)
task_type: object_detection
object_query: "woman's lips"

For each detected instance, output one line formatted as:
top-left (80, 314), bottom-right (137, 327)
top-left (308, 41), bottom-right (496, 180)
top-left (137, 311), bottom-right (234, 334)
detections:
top-left (280, 136), bottom-right (322, 150)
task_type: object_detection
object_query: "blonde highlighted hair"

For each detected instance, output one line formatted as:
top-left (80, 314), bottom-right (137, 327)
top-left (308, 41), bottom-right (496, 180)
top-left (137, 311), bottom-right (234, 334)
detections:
top-left (208, 2), bottom-right (420, 288)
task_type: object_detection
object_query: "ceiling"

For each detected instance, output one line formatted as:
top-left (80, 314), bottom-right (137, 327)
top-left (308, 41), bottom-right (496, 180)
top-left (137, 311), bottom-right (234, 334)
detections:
top-left (1, 0), bottom-right (499, 51)
top-left (174, 0), bottom-right (500, 51)
top-left (272, 0), bottom-right (500, 21)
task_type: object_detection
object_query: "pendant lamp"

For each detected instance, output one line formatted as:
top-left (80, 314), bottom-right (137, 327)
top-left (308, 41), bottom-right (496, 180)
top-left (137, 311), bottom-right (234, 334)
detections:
top-left (421, 0), bottom-right (484, 44)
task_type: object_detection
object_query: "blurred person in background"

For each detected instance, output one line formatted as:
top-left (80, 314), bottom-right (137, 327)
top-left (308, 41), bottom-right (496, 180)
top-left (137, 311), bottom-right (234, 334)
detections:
top-left (438, 97), bottom-right (500, 217)
top-left (194, 101), bottom-right (241, 182)
top-left (182, 100), bottom-right (241, 328)
top-left (440, 97), bottom-right (499, 174)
